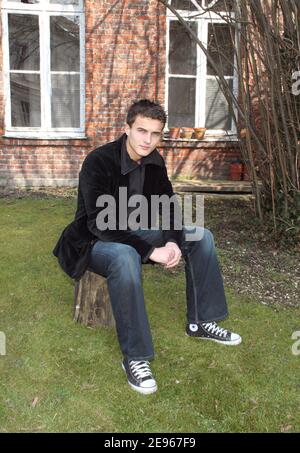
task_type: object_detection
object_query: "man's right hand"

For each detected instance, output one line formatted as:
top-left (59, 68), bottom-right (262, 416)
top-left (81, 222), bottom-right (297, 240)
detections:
top-left (149, 246), bottom-right (175, 265)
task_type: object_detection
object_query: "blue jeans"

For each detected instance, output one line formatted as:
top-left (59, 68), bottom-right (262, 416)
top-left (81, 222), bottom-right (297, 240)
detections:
top-left (89, 227), bottom-right (228, 361)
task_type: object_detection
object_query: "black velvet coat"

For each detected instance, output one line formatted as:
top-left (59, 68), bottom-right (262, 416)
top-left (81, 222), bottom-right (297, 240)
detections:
top-left (53, 134), bottom-right (182, 280)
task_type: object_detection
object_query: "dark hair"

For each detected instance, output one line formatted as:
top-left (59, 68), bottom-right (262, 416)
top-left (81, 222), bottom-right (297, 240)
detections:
top-left (126, 99), bottom-right (167, 128)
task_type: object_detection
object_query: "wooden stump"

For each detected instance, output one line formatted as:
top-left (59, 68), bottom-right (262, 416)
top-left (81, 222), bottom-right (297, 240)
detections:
top-left (74, 270), bottom-right (115, 327)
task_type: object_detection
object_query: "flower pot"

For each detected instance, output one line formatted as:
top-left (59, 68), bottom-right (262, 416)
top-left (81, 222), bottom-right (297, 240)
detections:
top-left (181, 127), bottom-right (194, 139)
top-left (193, 127), bottom-right (206, 140)
top-left (168, 127), bottom-right (181, 139)
top-left (230, 161), bottom-right (244, 181)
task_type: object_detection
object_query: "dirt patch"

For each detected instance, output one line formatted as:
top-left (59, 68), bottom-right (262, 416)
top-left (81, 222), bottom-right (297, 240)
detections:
top-left (204, 196), bottom-right (299, 308)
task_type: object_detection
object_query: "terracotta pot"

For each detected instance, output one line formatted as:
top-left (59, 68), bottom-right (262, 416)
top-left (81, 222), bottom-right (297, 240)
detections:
top-left (168, 127), bottom-right (181, 139)
top-left (181, 127), bottom-right (194, 139)
top-left (230, 162), bottom-right (244, 181)
top-left (193, 127), bottom-right (206, 140)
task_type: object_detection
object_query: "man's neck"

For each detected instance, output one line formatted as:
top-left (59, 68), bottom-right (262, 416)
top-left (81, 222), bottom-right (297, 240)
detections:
top-left (126, 139), bottom-right (141, 163)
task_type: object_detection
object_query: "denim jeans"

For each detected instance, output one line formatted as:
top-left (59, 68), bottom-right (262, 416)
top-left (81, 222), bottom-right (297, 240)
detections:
top-left (89, 227), bottom-right (228, 361)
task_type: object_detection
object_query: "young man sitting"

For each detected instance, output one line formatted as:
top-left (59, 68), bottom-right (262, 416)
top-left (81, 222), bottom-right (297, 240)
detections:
top-left (53, 99), bottom-right (242, 395)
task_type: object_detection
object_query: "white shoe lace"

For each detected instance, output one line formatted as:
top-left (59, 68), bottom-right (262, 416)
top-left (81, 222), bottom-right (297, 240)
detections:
top-left (129, 361), bottom-right (153, 380)
top-left (202, 322), bottom-right (228, 338)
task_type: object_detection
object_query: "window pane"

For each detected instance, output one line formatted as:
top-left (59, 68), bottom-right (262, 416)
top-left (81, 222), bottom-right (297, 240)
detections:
top-left (169, 21), bottom-right (197, 75)
top-left (50, 0), bottom-right (79, 4)
top-left (10, 73), bottom-right (41, 127)
top-left (207, 23), bottom-right (234, 76)
top-left (168, 77), bottom-right (196, 127)
top-left (51, 74), bottom-right (80, 127)
top-left (8, 14), bottom-right (40, 71)
top-left (171, 0), bottom-right (198, 10)
top-left (205, 78), bottom-right (233, 130)
top-left (203, 0), bottom-right (234, 11)
top-left (50, 16), bottom-right (80, 72)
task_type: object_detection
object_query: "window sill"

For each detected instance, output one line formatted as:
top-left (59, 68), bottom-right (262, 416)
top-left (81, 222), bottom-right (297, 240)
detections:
top-left (163, 135), bottom-right (239, 143)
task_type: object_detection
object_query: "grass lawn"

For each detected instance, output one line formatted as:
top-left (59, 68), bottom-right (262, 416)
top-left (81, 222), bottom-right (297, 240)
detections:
top-left (0, 195), bottom-right (299, 433)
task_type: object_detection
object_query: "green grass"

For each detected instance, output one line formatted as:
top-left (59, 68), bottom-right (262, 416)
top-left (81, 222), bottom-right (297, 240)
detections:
top-left (0, 197), bottom-right (299, 433)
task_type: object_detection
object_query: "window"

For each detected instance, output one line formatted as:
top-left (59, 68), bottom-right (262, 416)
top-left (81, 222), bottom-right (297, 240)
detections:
top-left (166, 0), bottom-right (238, 138)
top-left (1, 0), bottom-right (85, 138)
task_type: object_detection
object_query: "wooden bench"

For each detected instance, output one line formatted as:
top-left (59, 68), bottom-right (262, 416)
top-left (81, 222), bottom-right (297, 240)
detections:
top-left (73, 270), bottom-right (115, 327)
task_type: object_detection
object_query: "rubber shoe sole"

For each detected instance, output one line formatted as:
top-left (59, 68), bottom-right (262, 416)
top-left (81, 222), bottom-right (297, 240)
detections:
top-left (122, 363), bottom-right (158, 395)
top-left (185, 332), bottom-right (242, 346)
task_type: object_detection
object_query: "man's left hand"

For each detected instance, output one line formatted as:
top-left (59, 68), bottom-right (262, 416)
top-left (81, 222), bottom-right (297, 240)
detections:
top-left (164, 242), bottom-right (182, 268)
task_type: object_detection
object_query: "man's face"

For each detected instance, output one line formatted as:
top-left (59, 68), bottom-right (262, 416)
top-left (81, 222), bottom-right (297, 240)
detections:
top-left (124, 115), bottom-right (164, 161)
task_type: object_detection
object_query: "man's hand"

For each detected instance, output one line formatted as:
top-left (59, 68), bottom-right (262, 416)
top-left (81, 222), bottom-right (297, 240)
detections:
top-left (164, 242), bottom-right (182, 268)
top-left (149, 246), bottom-right (175, 265)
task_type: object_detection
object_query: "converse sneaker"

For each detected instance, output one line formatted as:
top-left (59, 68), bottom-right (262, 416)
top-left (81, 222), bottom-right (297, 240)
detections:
top-left (122, 359), bottom-right (158, 395)
top-left (186, 321), bottom-right (242, 345)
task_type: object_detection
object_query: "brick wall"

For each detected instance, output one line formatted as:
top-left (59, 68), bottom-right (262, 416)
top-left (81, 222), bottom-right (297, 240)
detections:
top-left (0, 0), bottom-right (242, 188)
top-left (159, 140), bottom-right (241, 180)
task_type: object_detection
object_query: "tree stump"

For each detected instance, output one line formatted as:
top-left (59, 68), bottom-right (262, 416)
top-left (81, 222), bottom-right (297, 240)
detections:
top-left (74, 270), bottom-right (115, 327)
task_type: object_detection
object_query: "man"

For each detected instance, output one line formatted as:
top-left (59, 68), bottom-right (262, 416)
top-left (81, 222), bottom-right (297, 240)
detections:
top-left (53, 99), bottom-right (241, 395)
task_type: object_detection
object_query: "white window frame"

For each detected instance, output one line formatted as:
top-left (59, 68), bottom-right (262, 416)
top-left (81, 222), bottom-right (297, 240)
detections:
top-left (1, 0), bottom-right (85, 139)
top-left (165, 0), bottom-right (238, 140)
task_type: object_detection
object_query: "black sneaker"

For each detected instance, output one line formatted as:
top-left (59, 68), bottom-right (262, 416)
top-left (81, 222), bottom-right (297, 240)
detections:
top-left (122, 359), bottom-right (158, 395)
top-left (186, 321), bottom-right (242, 345)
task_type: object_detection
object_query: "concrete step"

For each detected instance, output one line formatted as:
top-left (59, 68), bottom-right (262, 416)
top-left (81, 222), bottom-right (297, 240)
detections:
top-left (172, 179), bottom-right (256, 193)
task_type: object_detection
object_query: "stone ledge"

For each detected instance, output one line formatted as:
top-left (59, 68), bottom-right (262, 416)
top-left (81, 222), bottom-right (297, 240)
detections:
top-left (160, 139), bottom-right (240, 149)
top-left (172, 179), bottom-right (256, 193)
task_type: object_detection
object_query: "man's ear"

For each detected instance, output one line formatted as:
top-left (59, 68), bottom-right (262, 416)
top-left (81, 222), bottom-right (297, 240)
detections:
top-left (124, 124), bottom-right (130, 136)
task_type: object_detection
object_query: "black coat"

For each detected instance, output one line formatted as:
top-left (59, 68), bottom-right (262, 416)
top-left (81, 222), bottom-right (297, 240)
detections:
top-left (53, 134), bottom-right (182, 280)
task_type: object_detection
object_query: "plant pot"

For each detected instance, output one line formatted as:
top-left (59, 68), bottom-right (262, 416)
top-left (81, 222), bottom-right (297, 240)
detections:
top-left (193, 127), bottom-right (206, 140)
top-left (168, 127), bottom-right (181, 139)
top-left (230, 162), bottom-right (243, 181)
top-left (181, 127), bottom-right (194, 139)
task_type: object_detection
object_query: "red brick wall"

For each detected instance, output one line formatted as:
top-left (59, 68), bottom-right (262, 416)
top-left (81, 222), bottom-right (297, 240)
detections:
top-left (85, 0), bottom-right (166, 142)
top-left (0, 0), bottom-right (242, 187)
top-left (158, 140), bottom-right (241, 180)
